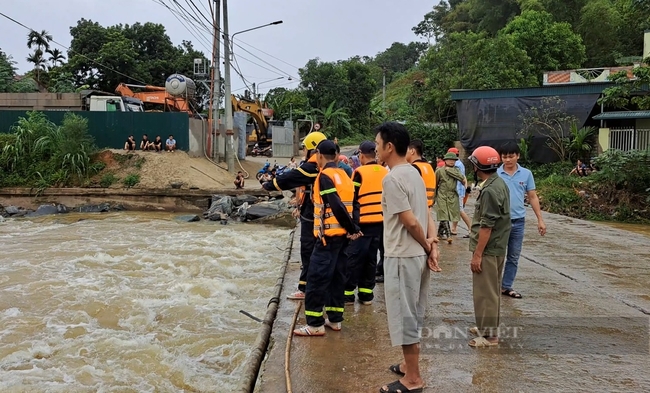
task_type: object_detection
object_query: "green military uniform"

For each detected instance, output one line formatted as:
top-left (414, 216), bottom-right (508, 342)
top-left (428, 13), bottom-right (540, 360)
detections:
top-left (434, 165), bottom-right (465, 222)
top-left (469, 172), bottom-right (511, 333)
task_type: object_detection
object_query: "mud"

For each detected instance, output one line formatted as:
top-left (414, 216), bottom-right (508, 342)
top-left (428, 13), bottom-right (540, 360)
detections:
top-left (255, 204), bottom-right (650, 393)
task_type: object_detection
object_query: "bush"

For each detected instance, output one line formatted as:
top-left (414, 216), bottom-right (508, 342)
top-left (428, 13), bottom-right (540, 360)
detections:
top-left (100, 173), bottom-right (118, 188)
top-left (406, 121), bottom-right (457, 160)
top-left (122, 174), bottom-right (140, 188)
top-left (592, 149), bottom-right (650, 194)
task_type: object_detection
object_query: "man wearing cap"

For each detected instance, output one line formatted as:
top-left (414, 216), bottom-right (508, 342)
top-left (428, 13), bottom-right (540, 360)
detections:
top-left (294, 140), bottom-right (362, 336)
top-left (263, 131), bottom-right (327, 300)
top-left (434, 153), bottom-right (466, 240)
top-left (448, 147), bottom-right (472, 237)
top-left (344, 141), bottom-right (389, 305)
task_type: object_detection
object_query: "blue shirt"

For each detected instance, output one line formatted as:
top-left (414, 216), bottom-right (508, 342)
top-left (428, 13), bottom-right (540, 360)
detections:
top-left (454, 160), bottom-right (466, 197)
top-left (338, 161), bottom-right (353, 177)
top-left (497, 164), bottom-right (536, 220)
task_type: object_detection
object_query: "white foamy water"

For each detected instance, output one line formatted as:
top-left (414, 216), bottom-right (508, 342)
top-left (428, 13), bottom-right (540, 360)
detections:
top-left (0, 212), bottom-right (289, 392)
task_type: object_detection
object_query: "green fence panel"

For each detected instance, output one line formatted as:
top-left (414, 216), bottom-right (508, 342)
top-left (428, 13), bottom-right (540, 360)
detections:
top-left (0, 111), bottom-right (189, 150)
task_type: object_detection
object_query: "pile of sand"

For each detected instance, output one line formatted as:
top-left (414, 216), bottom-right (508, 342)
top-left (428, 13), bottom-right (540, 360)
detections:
top-left (97, 150), bottom-right (263, 190)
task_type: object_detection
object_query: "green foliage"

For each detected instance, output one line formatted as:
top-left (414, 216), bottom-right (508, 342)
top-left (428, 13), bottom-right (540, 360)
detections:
top-left (578, 0), bottom-right (622, 67)
top-left (406, 121), bottom-right (458, 160)
top-left (100, 173), bottom-right (118, 188)
top-left (599, 63), bottom-right (650, 110)
top-left (122, 174), bottom-right (140, 188)
top-left (309, 101), bottom-right (352, 138)
top-left (592, 149), bottom-right (650, 194)
top-left (134, 157), bottom-right (145, 169)
top-left (566, 124), bottom-right (596, 161)
top-left (500, 10), bottom-right (586, 83)
top-left (519, 96), bottom-right (577, 161)
top-left (0, 111), bottom-right (97, 187)
top-left (264, 87), bottom-right (310, 121)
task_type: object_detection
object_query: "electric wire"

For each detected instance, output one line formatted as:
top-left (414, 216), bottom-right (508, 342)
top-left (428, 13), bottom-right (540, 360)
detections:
top-left (183, 0), bottom-right (214, 29)
top-left (151, 0), bottom-right (214, 54)
top-left (0, 11), bottom-right (148, 85)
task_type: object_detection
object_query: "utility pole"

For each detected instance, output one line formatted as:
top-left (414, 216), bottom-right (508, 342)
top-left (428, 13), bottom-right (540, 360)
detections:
top-left (382, 68), bottom-right (386, 113)
top-left (212, 0), bottom-right (221, 161)
top-left (223, 0), bottom-right (235, 173)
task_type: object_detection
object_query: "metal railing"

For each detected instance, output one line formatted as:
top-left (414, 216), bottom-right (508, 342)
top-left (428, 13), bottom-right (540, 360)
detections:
top-left (609, 128), bottom-right (650, 151)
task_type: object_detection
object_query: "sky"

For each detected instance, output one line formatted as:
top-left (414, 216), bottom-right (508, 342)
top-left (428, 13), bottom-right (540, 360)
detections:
top-left (1, 0), bottom-right (433, 95)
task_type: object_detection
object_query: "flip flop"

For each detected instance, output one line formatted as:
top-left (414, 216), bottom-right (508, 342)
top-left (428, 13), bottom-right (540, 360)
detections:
top-left (502, 289), bottom-right (523, 298)
top-left (469, 336), bottom-right (499, 348)
top-left (379, 380), bottom-right (423, 393)
top-left (388, 364), bottom-right (405, 376)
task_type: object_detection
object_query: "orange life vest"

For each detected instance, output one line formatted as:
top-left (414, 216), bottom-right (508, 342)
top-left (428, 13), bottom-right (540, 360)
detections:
top-left (313, 167), bottom-right (354, 239)
top-left (412, 160), bottom-right (436, 207)
top-left (353, 164), bottom-right (388, 224)
top-left (297, 155), bottom-right (319, 207)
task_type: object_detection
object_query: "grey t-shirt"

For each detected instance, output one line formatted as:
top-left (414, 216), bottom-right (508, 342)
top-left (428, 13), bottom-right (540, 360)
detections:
top-left (382, 163), bottom-right (429, 258)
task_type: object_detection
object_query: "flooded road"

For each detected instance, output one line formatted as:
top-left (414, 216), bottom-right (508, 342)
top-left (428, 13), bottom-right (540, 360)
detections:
top-left (0, 213), bottom-right (289, 392)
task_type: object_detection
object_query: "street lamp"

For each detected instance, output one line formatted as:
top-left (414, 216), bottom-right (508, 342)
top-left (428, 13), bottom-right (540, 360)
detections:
top-left (254, 76), bottom-right (284, 96)
top-left (230, 20), bottom-right (283, 60)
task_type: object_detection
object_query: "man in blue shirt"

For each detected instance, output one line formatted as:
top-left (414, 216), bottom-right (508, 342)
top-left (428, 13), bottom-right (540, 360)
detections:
top-left (497, 141), bottom-right (547, 298)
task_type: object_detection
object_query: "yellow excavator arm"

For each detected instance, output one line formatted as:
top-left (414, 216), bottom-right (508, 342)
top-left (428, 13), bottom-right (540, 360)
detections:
top-left (231, 94), bottom-right (270, 144)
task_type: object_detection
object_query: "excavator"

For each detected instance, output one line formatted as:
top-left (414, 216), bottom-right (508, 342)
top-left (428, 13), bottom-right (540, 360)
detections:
top-left (231, 93), bottom-right (275, 148)
top-left (115, 83), bottom-right (194, 115)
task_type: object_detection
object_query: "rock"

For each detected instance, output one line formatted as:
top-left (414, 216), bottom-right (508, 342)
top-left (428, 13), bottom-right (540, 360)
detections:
top-left (246, 203), bottom-right (282, 220)
top-left (174, 214), bottom-right (201, 222)
top-left (5, 206), bottom-right (22, 215)
top-left (27, 204), bottom-right (69, 217)
top-left (0, 216), bottom-right (4, 222)
top-left (78, 203), bottom-right (111, 213)
top-left (205, 195), bottom-right (234, 221)
top-left (233, 194), bottom-right (259, 206)
top-left (111, 204), bottom-right (126, 211)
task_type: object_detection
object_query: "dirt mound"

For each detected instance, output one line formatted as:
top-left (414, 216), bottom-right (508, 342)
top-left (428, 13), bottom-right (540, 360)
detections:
top-left (93, 150), bottom-right (260, 190)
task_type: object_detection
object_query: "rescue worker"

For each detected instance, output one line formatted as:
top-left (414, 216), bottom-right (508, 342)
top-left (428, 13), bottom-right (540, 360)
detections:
top-left (262, 131), bottom-right (327, 300)
top-left (468, 146), bottom-right (511, 347)
top-left (448, 147), bottom-right (472, 237)
top-left (435, 153), bottom-right (466, 240)
top-left (406, 139), bottom-right (437, 209)
top-left (293, 140), bottom-right (362, 336)
top-left (344, 141), bottom-right (388, 305)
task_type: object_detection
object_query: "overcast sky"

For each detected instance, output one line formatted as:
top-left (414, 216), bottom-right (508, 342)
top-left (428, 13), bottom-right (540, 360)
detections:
top-left (2, 0), bottom-right (433, 94)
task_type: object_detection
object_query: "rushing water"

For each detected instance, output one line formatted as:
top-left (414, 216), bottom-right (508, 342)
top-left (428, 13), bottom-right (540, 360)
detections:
top-left (0, 212), bottom-right (289, 392)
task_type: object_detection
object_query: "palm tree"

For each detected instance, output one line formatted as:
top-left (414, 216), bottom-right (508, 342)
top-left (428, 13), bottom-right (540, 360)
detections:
top-left (27, 49), bottom-right (46, 82)
top-left (46, 48), bottom-right (65, 67)
top-left (27, 30), bottom-right (53, 52)
top-left (310, 101), bottom-right (352, 137)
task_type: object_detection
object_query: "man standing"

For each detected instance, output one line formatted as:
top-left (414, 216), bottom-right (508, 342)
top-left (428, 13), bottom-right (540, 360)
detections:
top-left (497, 141), bottom-right (546, 299)
top-left (375, 122), bottom-right (440, 393)
top-left (467, 146), bottom-right (511, 347)
top-left (262, 132), bottom-right (327, 300)
top-left (406, 139), bottom-right (437, 210)
top-left (434, 153), bottom-right (465, 241)
top-left (448, 148), bottom-right (472, 237)
top-left (293, 140), bottom-right (362, 336)
top-left (344, 141), bottom-right (388, 305)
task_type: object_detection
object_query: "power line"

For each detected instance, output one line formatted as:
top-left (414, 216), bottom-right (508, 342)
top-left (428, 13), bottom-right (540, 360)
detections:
top-left (152, 0), bottom-right (213, 54)
top-left (0, 11), bottom-right (148, 85)
top-left (183, 0), bottom-right (214, 30)
top-left (233, 42), bottom-right (297, 79)
top-left (237, 40), bottom-right (301, 70)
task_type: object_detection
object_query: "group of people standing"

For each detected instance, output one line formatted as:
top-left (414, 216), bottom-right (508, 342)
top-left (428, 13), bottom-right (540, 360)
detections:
top-left (262, 122), bottom-right (546, 393)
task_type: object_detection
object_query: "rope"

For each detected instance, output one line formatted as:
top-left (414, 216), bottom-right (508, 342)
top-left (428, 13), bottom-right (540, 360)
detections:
top-left (285, 300), bottom-right (301, 393)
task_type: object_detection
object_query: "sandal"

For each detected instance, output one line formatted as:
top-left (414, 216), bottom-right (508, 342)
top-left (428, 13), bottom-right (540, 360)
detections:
top-left (462, 234), bottom-right (470, 238)
top-left (501, 289), bottom-right (522, 298)
top-left (469, 336), bottom-right (499, 348)
top-left (388, 364), bottom-right (405, 376)
top-left (379, 380), bottom-right (423, 393)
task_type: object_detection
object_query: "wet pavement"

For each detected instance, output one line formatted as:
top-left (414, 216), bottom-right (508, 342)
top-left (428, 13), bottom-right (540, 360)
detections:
top-left (255, 205), bottom-right (650, 393)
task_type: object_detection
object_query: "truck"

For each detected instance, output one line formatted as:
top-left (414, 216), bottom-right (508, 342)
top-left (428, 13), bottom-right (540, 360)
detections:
top-left (0, 91), bottom-right (144, 112)
top-left (114, 74), bottom-right (196, 115)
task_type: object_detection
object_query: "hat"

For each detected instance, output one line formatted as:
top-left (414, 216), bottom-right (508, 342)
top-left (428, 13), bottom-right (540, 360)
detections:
top-left (448, 147), bottom-right (460, 155)
top-left (316, 140), bottom-right (337, 155)
top-left (358, 141), bottom-right (376, 154)
top-left (443, 152), bottom-right (459, 160)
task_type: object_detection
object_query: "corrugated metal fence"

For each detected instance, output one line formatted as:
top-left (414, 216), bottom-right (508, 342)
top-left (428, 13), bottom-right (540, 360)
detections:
top-left (0, 111), bottom-right (189, 150)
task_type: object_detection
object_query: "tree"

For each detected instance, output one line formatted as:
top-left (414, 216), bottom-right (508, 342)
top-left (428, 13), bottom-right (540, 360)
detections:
top-left (310, 101), bottom-right (352, 138)
top-left (339, 59), bottom-right (377, 132)
top-left (500, 10), bottom-right (586, 83)
top-left (264, 87), bottom-right (310, 121)
top-left (26, 49), bottom-right (47, 82)
top-left (27, 30), bottom-right (53, 52)
top-left (372, 42), bottom-right (427, 81)
top-left (468, 0), bottom-right (521, 35)
top-left (614, 0), bottom-right (650, 59)
top-left (47, 48), bottom-right (66, 67)
top-left (298, 58), bottom-right (349, 111)
top-left (599, 64), bottom-right (650, 110)
top-left (519, 96), bottom-right (577, 161)
top-left (419, 31), bottom-right (537, 121)
top-left (412, 2), bottom-right (451, 43)
top-left (0, 49), bottom-right (16, 92)
top-left (577, 0), bottom-right (622, 67)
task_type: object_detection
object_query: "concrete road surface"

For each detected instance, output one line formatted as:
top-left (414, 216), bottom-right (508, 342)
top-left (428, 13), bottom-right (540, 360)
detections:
top-left (255, 202), bottom-right (650, 393)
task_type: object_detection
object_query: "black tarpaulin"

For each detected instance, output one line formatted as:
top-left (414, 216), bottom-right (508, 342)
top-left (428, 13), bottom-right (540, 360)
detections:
top-left (456, 94), bottom-right (600, 163)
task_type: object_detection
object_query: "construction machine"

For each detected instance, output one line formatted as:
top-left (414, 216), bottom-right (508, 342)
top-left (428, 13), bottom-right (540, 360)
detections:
top-left (115, 74), bottom-right (197, 115)
top-left (231, 93), bottom-right (275, 149)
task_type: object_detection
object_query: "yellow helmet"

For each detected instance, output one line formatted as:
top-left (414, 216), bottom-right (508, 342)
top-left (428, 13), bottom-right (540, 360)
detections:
top-left (303, 131), bottom-right (327, 151)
